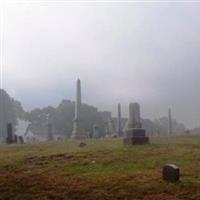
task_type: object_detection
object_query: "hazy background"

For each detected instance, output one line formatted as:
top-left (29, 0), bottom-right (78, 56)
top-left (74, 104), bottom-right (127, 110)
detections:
top-left (1, 1), bottom-right (200, 128)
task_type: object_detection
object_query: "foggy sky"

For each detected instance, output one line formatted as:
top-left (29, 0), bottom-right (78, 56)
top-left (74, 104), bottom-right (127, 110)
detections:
top-left (1, 1), bottom-right (200, 128)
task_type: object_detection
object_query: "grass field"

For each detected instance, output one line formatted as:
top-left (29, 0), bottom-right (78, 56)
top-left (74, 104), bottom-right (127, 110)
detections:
top-left (0, 136), bottom-right (200, 200)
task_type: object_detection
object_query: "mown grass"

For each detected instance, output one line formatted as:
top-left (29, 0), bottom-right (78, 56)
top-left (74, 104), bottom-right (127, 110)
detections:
top-left (0, 136), bottom-right (200, 200)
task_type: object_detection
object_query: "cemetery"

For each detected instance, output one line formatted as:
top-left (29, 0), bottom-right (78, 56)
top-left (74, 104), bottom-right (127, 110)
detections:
top-left (0, 80), bottom-right (200, 200)
top-left (1, 1), bottom-right (200, 198)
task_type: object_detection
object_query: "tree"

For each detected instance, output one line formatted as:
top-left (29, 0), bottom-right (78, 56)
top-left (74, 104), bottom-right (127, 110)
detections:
top-left (0, 89), bottom-right (17, 140)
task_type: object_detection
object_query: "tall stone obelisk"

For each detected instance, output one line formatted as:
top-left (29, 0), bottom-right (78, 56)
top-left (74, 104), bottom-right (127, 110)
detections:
top-left (128, 103), bottom-right (141, 129)
top-left (124, 102), bottom-right (149, 145)
top-left (71, 79), bottom-right (86, 139)
top-left (168, 108), bottom-right (172, 135)
top-left (117, 103), bottom-right (123, 136)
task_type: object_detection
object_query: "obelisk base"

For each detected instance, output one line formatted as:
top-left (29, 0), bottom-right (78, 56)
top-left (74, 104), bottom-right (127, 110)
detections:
top-left (123, 128), bottom-right (149, 145)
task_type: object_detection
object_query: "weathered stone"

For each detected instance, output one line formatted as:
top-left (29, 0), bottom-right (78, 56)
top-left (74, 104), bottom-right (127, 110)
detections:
top-left (168, 108), bottom-right (173, 135)
top-left (124, 128), bottom-right (149, 145)
top-left (71, 79), bottom-right (87, 139)
top-left (126, 128), bottom-right (146, 137)
top-left (117, 103), bottom-right (123, 136)
top-left (163, 164), bottom-right (180, 182)
top-left (128, 103), bottom-right (141, 129)
top-left (108, 118), bottom-right (116, 136)
top-left (124, 103), bottom-right (149, 145)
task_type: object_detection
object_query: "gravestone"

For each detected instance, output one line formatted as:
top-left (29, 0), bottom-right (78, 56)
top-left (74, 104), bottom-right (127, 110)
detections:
top-left (163, 164), bottom-right (180, 182)
top-left (124, 103), bottom-right (149, 145)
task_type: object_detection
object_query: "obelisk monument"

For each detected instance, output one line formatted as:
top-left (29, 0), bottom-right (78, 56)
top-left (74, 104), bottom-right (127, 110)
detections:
top-left (71, 79), bottom-right (87, 139)
top-left (117, 103), bottom-right (123, 136)
top-left (168, 108), bottom-right (172, 135)
top-left (124, 102), bottom-right (149, 145)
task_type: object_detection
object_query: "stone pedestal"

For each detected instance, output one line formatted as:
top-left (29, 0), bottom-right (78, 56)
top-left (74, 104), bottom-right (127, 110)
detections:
top-left (123, 128), bottom-right (149, 145)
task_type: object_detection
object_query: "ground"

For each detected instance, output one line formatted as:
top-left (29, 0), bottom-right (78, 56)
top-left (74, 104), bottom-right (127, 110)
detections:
top-left (0, 136), bottom-right (200, 200)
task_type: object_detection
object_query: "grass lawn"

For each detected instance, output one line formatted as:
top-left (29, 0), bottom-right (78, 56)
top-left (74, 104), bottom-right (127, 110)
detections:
top-left (0, 136), bottom-right (200, 200)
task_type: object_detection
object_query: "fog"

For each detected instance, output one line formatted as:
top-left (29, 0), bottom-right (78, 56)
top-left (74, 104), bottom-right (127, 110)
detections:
top-left (1, 1), bottom-right (200, 128)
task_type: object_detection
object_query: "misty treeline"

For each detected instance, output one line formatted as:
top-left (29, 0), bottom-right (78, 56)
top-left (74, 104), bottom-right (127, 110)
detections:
top-left (0, 89), bottom-right (185, 139)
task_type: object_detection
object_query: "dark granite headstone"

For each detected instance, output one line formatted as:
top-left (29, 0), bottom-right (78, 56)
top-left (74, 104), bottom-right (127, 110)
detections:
top-left (163, 164), bottom-right (180, 182)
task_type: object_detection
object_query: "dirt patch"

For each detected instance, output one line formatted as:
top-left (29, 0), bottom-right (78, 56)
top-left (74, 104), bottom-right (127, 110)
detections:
top-left (0, 169), bottom-right (200, 200)
top-left (23, 153), bottom-right (76, 167)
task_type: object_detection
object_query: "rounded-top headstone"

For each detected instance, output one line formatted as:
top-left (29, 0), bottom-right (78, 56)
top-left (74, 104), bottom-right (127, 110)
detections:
top-left (163, 164), bottom-right (180, 182)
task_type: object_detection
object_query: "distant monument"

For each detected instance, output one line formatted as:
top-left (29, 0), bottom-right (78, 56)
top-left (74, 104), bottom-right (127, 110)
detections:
top-left (117, 103), bottom-right (123, 136)
top-left (124, 103), bottom-right (149, 145)
top-left (47, 123), bottom-right (53, 140)
top-left (168, 108), bottom-right (172, 135)
top-left (108, 118), bottom-right (116, 136)
top-left (71, 79), bottom-right (87, 139)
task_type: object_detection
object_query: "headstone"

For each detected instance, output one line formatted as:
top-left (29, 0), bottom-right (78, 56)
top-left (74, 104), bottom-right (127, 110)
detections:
top-left (124, 103), bottom-right (149, 145)
top-left (163, 164), bottom-right (180, 182)
top-left (71, 79), bottom-right (87, 139)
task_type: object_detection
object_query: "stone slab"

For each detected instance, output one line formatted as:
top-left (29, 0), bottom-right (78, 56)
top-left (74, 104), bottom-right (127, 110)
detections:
top-left (163, 164), bottom-right (180, 182)
top-left (124, 136), bottom-right (149, 145)
top-left (132, 136), bottom-right (149, 144)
